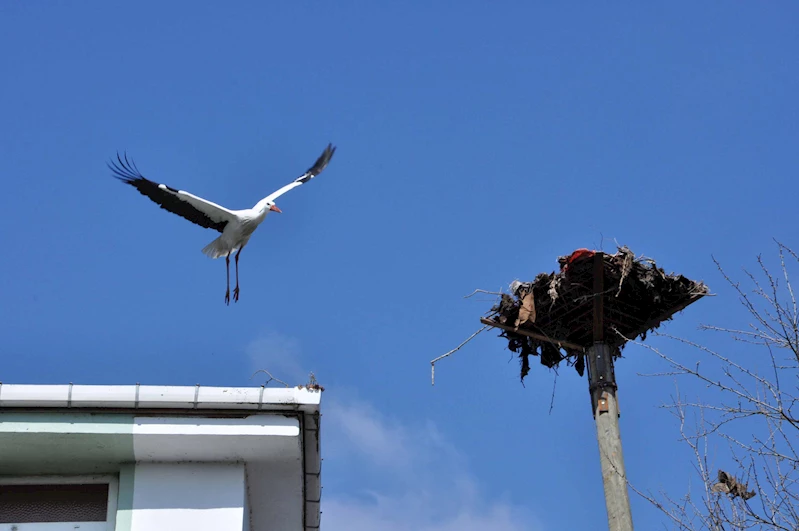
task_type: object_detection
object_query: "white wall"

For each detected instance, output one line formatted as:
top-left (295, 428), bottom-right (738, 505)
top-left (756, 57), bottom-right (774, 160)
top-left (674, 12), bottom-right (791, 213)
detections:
top-left (129, 463), bottom-right (247, 531)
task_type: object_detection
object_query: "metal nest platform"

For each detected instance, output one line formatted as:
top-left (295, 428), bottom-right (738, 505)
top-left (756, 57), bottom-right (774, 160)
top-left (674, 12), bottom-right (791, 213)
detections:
top-left (482, 247), bottom-right (708, 381)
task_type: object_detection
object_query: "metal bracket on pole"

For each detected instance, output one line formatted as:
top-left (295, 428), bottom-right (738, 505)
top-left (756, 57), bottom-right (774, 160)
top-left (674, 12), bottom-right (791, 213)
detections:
top-left (588, 343), bottom-right (620, 418)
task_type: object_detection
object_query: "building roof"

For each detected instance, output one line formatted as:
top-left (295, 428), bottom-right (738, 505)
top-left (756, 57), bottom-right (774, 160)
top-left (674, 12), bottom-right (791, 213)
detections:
top-left (0, 384), bottom-right (322, 531)
top-left (0, 383), bottom-right (320, 411)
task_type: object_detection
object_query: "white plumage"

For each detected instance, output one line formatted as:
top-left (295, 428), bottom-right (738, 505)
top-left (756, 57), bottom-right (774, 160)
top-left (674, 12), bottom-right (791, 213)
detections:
top-left (110, 144), bottom-right (336, 304)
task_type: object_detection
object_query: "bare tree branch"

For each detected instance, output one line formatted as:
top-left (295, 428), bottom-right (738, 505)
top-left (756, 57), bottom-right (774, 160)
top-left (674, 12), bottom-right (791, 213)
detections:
top-left (625, 242), bottom-right (799, 530)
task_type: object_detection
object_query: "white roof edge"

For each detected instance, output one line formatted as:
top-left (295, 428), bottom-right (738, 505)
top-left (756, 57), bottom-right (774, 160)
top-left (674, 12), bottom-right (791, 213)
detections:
top-left (0, 384), bottom-right (322, 411)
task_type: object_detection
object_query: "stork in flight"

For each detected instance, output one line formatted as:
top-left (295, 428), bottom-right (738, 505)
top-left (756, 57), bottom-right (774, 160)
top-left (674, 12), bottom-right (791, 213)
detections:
top-left (110, 144), bottom-right (336, 305)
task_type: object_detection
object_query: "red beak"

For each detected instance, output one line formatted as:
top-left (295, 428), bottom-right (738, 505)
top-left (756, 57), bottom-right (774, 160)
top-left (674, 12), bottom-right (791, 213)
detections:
top-left (270, 205), bottom-right (282, 214)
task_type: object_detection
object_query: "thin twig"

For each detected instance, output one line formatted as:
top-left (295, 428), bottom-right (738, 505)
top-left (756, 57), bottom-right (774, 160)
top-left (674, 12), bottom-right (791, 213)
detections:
top-left (549, 370), bottom-right (558, 415)
top-left (464, 289), bottom-right (504, 299)
top-left (430, 326), bottom-right (489, 385)
top-left (250, 369), bottom-right (290, 388)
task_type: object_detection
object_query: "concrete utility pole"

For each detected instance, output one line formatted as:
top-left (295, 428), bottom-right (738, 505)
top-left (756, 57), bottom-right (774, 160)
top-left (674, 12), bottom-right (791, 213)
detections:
top-left (589, 253), bottom-right (634, 531)
top-left (588, 343), bottom-right (633, 530)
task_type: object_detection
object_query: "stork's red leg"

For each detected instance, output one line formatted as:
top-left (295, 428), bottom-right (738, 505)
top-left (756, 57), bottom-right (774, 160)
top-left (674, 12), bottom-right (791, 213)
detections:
top-left (233, 248), bottom-right (242, 302)
top-left (224, 253), bottom-right (231, 305)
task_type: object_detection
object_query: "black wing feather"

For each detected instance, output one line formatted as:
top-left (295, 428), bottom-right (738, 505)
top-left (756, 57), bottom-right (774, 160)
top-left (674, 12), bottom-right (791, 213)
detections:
top-left (109, 152), bottom-right (229, 233)
top-left (297, 143), bottom-right (336, 184)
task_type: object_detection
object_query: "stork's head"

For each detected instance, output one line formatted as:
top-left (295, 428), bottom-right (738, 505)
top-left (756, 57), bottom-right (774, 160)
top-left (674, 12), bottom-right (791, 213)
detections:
top-left (268, 203), bottom-right (282, 214)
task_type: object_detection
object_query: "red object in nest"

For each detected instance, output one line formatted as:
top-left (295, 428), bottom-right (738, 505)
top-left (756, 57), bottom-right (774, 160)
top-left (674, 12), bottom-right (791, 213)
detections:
top-left (562, 248), bottom-right (596, 272)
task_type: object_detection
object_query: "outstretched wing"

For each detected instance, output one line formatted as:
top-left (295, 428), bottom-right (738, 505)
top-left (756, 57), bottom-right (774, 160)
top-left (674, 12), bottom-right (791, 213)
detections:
top-left (259, 143), bottom-right (337, 205)
top-left (109, 152), bottom-right (235, 233)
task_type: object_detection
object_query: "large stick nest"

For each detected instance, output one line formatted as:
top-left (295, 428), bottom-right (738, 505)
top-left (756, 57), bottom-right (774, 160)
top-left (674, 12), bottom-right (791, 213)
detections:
top-left (485, 247), bottom-right (708, 381)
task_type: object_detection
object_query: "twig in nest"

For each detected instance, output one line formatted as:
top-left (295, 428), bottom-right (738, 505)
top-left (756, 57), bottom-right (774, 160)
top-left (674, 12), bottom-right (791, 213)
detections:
top-left (250, 369), bottom-right (290, 388)
top-left (572, 286), bottom-right (615, 304)
top-left (430, 325), bottom-right (489, 385)
top-left (464, 289), bottom-right (504, 299)
top-left (617, 251), bottom-right (633, 297)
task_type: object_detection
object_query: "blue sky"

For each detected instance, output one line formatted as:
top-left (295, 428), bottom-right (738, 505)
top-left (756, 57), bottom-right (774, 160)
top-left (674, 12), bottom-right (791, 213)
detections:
top-left (1, 2), bottom-right (797, 529)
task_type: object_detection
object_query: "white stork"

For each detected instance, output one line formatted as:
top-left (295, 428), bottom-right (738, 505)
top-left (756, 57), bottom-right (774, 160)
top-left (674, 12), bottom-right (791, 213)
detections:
top-left (110, 144), bottom-right (336, 305)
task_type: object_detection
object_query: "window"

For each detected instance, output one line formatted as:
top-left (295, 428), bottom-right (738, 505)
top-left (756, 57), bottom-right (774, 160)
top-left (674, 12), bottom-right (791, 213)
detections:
top-left (0, 476), bottom-right (117, 531)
